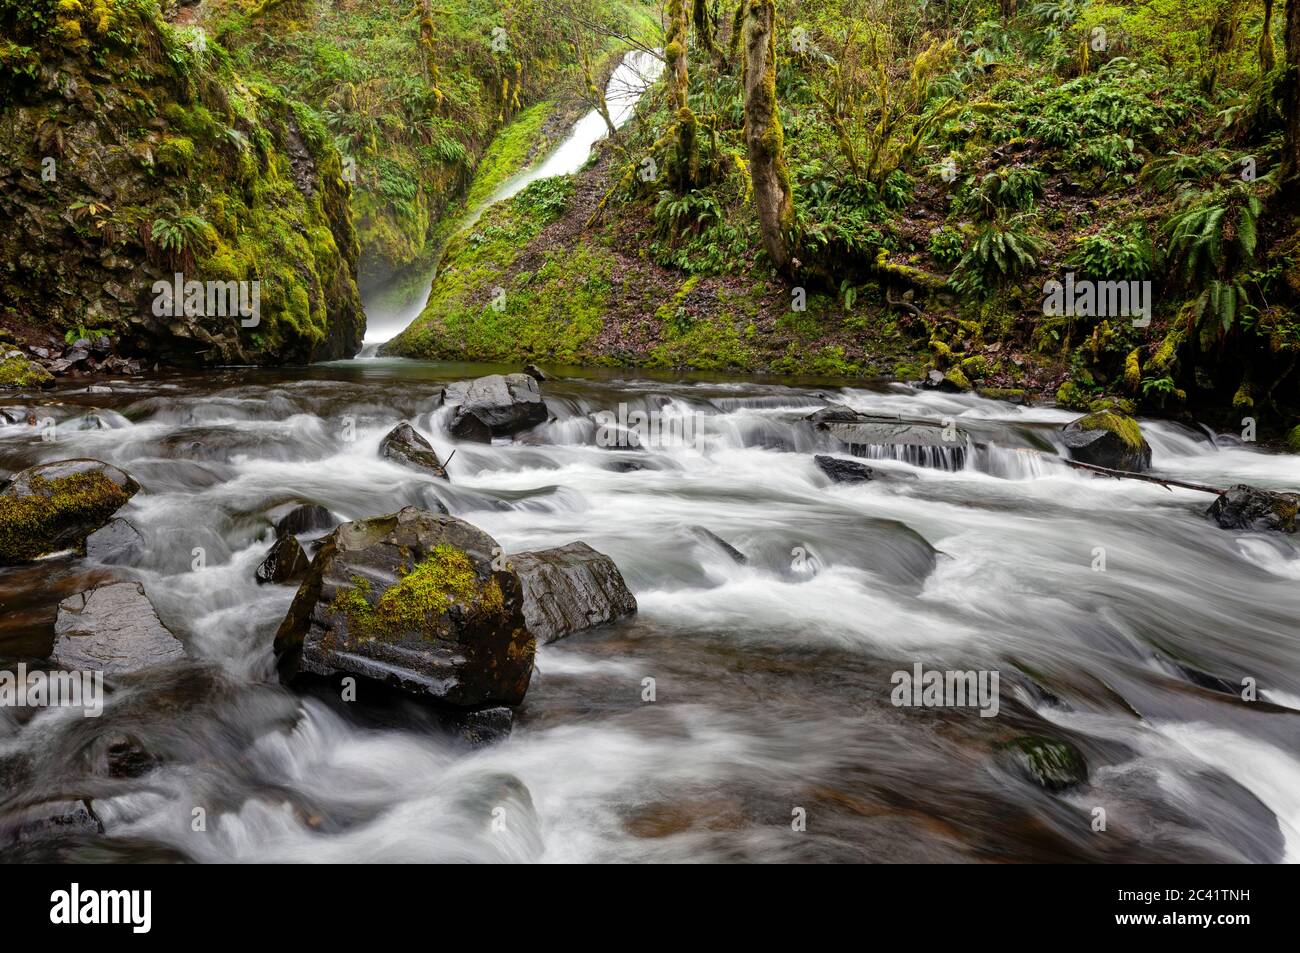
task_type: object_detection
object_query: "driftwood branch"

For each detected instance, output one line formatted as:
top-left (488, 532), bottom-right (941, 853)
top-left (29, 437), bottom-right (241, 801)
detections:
top-left (1057, 457), bottom-right (1226, 494)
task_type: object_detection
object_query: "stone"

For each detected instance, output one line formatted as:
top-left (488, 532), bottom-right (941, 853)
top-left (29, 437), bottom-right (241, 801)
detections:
top-left (0, 458), bottom-right (139, 565)
top-left (53, 581), bottom-right (185, 675)
top-left (814, 454), bottom-right (874, 483)
top-left (441, 373), bottom-right (548, 442)
top-left (1061, 410), bottom-right (1152, 472)
top-left (1207, 484), bottom-right (1299, 533)
top-left (509, 541), bottom-right (637, 644)
top-left (256, 534), bottom-right (310, 584)
top-left (84, 517), bottom-right (145, 564)
top-left (379, 422), bottom-right (448, 479)
top-left (274, 507), bottom-right (534, 708)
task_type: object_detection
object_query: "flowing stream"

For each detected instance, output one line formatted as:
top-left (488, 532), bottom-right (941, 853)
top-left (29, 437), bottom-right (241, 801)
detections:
top-left (2, 363), bottom-right (1299, 862)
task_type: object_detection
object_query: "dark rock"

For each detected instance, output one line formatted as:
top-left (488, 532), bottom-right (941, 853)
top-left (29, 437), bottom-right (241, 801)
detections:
top-left (53, 581), bottom-right (185, 675)
top-left (509, 541), bottom-right (637, 645)
top-left (1007, 735), bottom-right (1088, 792)
top-left (446, 706), bottom-right (515, 745)
top-left (84, 517), bottom-right (145, 565)
top-left (274, 507), bottom-right (535, 708)
top-left (523, 363), bottom-right (547, 382)
top-left (0, 458), bottom-right (140, 565)
top-left (379, 422), bottom-right (448, 480)
top-left (1207, 484), bottom-right (1299, 533)
top-left (691, 526), bottom-right (748, 564)
top-left (256, 534), bottom-right (310, 584)
top-left (90, 732), bottom-right (158, 778)
top-left (270, 502), bottom-right (336, 538)
top-left (0, 799), bottom-right (101, 847)
top-left (815, 454), bottom-right (874, 483)
top-left (806, 404), bottom-right (968, 470)
top-left (441, 373), bottom-right (548, 442)
top-left (1061, 410), bottom-right (1152, 472)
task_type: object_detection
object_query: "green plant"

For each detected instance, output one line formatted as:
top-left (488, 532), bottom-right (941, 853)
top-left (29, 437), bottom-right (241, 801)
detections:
top-left (1068, 224), bottom-right (1154, 280)
top-left (148, 212), bottom-right (213, 271)
top-left (949, 215), bottom-right (1049, 296)
top-left (928, 226), bottom-right (965, 267)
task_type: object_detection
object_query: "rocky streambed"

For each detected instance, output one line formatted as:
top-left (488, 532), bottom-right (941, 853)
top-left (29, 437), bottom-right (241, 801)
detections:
top-left (1, 360), bottom-right (1298, 862)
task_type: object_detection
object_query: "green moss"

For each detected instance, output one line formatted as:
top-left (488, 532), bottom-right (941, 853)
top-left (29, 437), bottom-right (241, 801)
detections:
top-left (327, 543), bottom-right (502, 641)
top-left (0, 354), bottom-right (53, 389)
top-left (1286, 425), bottom-right (1300, 453)
top-left (1123, 347), bottom-right (1141, 391)
top-left (1078, 409), bottom-right (1146, 451)
top-left (1007, 735), bottom-right (1087, 791)
top-left (1055, 380), bottom-right (1093, 411)
top-left (0, 472), bottom-right (132, 564)
top-left (944, 367), bottom-right (972, 391)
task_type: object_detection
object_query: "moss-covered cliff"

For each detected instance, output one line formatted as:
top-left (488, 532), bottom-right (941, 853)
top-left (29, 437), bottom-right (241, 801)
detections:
top-left (0, 0), bottom-right (364, 364)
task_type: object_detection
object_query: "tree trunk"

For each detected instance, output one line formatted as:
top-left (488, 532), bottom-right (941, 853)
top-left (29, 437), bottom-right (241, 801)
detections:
top-left (666, 0), bottom-right (698, 189)
top-left (741, 0), bottom-right (794, 273)
top-left (1288, 0), bottom-right (1300, 181)
top-left (693, 0), bottom-right (715, 54)
top-left (1261, 0), bottom-right (1276, 71)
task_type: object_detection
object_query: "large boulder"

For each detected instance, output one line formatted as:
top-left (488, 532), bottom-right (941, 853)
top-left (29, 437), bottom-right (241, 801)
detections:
top-left (379, 422), bottom-right (448, 479)
top-left (269, 502), bottom-right (336, 538)
top-left (53, 581), bottom-right (185, 675)
top-left (1207, 484), bottom-right (1299, 533)
top-left (509, 542), bottom-right (637, 645)
top-left (806, 404), bottom-right (968, 470)
top-left (273, 507), bottom-right (534, 708)
top-left (1060, 410), bottom-right (1152, 472)
top-left (0, 349), bottom-right (54, 389)
top-left (0, 459), bottom-right (139, 565)
top-left (441, 373), bottom-right (548, 442)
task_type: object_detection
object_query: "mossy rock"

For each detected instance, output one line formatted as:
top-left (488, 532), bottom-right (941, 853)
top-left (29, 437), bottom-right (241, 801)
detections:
top-left (1054, 380), bottom-right (1093, 411)
top-left (944, 367), bottom-right (973, 391)
top-left (1207, 484), bottom-right (1300, 534)
top-left (274, 507), bottom-right (535, 708)
top-left (0, 352), bottom-right (54, 390)
top-left (1287, 425), bottom-right (1300, 453)
top-left (976, 387), bottom-right (1029, 405)
top-left (1006, 735), bottom-right (1088, 791)
top-left (0, 459), bottom-right (139, 565)
top-left (1061, 409), bottom-right (1152, 472)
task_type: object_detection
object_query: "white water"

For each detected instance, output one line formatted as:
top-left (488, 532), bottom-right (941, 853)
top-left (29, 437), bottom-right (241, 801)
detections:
top-left (3, 368), bottom-right (1298, 862)
top-left (360, 50), bottom-right (664, 347)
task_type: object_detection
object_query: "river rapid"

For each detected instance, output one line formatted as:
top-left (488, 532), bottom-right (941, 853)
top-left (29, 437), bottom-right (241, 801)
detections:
top-left (2, 361), bottom-right (1298, 863)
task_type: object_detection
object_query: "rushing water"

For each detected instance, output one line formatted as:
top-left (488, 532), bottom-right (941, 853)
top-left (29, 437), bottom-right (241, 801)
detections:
top-left (2, 361), bottom-right (1298, 862)
top-left (360, 50), bottom-right (664, 347)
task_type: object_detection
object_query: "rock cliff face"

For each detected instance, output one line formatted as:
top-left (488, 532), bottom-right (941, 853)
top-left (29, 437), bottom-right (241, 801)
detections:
top-left (0, 0), bottom-right (364, 365)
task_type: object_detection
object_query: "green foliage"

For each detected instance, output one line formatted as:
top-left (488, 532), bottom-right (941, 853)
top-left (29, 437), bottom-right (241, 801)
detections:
top-left (966, 166), bottom-right (1045, 219)
top-left (928, 225), bottom-right (965, 267)
top-left (149, 212), bottom-right (214, 270)
top-left (1067, 224), bottom-right (1154, 281)
top-left (949, 215), bottom-right (1049, 296)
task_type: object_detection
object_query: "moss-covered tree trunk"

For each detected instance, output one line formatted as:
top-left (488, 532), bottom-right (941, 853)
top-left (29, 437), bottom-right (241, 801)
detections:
top-left (741, 0), bottom-right (794, 273)
top-left (1262, 0), bottom-right (1277, 71)
top-left (693, 0), bottom-right (716, 57)
top-left (1288, 0), bottom-right (1300, 180)
top-left (666, 0), bottom-right (699, 189)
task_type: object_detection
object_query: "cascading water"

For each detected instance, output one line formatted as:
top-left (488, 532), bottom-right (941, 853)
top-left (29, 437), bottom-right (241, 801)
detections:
top-left (358, 50), bottom-right (665, 349)
top-left (2, 363), bottom-right (1298, 862)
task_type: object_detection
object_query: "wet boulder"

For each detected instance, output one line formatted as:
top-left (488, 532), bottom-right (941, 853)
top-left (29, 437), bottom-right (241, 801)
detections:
top-left (84, 517), bottom-right (145, 565)
top-left (814, 454), bottom-right (874, 484)
top-left (441, 373), bottom-right (548, 442)
top-left (379, 422), bottom-right (448, 480)
top-left (269, 502), bottom-right (336, 538)
top-left (0, 459), bottom-right (139, 565)
top-left (273, 506), bottom-right (534, 708)
top-left (806, 404), bottom-right (968, 470)
top-left (255, 534), bottom-right (310, 585)
top-left (523, 363), bottom-right (547, 382)
top-left (1207, 484), bottom-right (1299, 533)
top-left (509, 542), bottom-right (638, 645)
top-left (53, 581), bottom-right (185, 675)
top-left (1060, 410), bottom-right (1151, 472)
top-left (0, 349), bottom-right (54, 390)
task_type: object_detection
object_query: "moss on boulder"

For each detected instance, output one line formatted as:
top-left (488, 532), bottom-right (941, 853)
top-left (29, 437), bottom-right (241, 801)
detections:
top-left (0, 459), bottom-right (139, 564)
top-left (0, 351), bottom-right (54, 389)
top-left (1061, 409), bottom-right (1152, 472)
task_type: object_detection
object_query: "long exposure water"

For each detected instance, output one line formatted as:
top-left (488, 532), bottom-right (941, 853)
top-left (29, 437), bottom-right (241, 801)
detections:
top-left (2, 361), bottom-right (1298, 862)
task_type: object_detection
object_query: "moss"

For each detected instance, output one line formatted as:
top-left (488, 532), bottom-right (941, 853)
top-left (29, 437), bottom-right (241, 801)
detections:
top-left (1055, 380), bottom-right (1092, 411)
top-left (1232, 378), bottom-right (1255, 411)
top-left (327, 543), bottom-right (502, 642)
top-left (959, 354), bottom-right (989, 379)
top-left (0, 472), bottom-right (132, 564)
top-left (0, 354), bottom-right (53, 389)
top-left (1007, 736), bottom-right (1087, 791)
top-left (944, 367), bottom-right (972, 391)
top-left (977, 386), bottom-right (1027, 403)
top-left (1078, 409), bottom-right (1146, 451)
top-left (1123, 347), bottom-right (1141, 392)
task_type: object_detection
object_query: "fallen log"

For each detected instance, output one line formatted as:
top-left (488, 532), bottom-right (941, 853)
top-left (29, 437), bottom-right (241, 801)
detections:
top-left (1007, 447), bottom-right (1227, 494)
